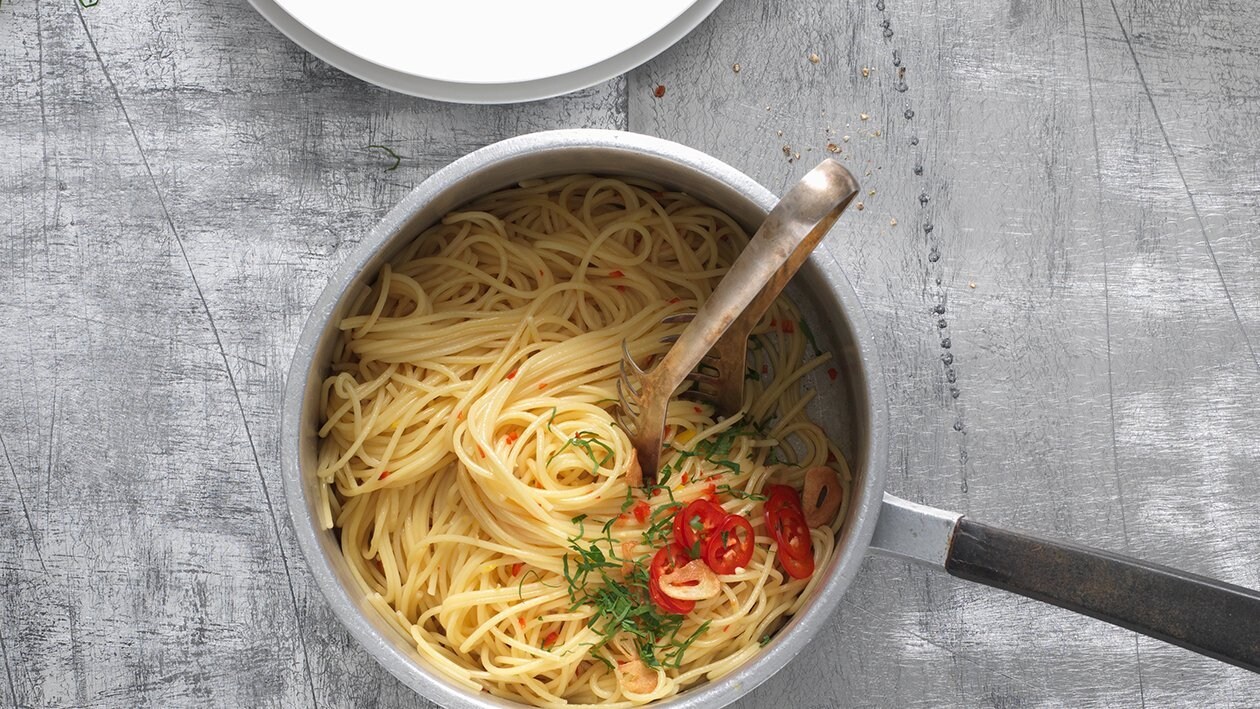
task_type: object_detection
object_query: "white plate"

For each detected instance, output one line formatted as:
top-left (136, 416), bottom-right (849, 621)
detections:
top-left (248, 0), bottom-right (725, 103)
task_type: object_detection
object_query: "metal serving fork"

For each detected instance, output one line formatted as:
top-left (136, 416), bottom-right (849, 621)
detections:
top-left (617, 160), bottom-right (860, 483)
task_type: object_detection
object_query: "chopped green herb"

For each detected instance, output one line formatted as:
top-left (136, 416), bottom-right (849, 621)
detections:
top-left (714, 484), bottom-right (767, 501)
top-left (621, 485), bottom-right (637, 513)
top-left (577, 644), bottom-right (615, 670)
top-left (679, 426), bottom-right (748, 474)
top-left (562, 521), bottom-right (704, 669)
top-left (662, 620), bottom-right (711, 668)
top-left (548, 430), bottom-right (614, 473)
top-left (799, 318), bottom-right (824, 357)
top-left (516, 568), bottom-right (557, 600)
top-left (745, 367), bottom-right (761, 381)
top-left (657, 461), bottom-right (674, 488)
top-left (759, 634), bottom-right (772, 646)
top-left (642, 501), bottom-right (682, 548)
top-left (600, 515), bottom-right (619, 536)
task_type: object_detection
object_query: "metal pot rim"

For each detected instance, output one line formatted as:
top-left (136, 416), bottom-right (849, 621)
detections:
top-left (280, 129), bottom-right (891, 709)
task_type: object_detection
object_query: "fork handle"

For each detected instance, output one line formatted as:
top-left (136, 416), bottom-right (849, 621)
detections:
top-left (653, 160), bottom-right (860, 394)
top-left (720, 163), bottom-right (860, 342)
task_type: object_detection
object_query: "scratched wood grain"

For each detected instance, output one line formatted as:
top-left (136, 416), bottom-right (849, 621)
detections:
top-left (1, 0), bottom-right (1257, 707)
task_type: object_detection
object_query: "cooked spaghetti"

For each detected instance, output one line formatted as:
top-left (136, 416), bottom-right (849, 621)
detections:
top-left (317, 176), bottom-right (852, 707)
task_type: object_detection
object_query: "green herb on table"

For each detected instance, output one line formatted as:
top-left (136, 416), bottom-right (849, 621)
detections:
top-left (367, 144), bottom-right (402, 171)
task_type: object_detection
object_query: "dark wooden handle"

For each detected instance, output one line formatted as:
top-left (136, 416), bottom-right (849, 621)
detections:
top-left (945, 518), bottom-right (1260, 673)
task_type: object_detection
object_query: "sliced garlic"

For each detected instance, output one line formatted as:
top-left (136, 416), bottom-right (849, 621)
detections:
top-left (659, 559), bottom-right (721, 601)
top-left (803, 466), bottom-right (843, 527)
top-left (616, 658), bottom-right (659, 695)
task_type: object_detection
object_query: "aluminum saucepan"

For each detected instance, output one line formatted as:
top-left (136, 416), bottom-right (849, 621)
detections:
top-left (281, 129), bottom-right (1260, 709)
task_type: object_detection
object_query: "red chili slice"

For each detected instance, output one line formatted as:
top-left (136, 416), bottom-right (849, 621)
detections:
top-left (649, 545), bottom-right (695, 614)
top-left (703, 514), bottom-right (755, 574)
top-left (765, 484), bottom-right (803, 516)
top-left (768, 505), bottom-right (815, 579)
top-left (672, 499), bottom-right (726, 558)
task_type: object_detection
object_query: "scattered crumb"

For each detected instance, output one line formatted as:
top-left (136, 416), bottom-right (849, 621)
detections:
top-left (733, 63), bottom-right (742, 73)
top-left (782, 145), bottom-right (792, 156)
top-left (868, 189), bottom-right (876, 196)
top-left (864, 169), bottom-right (872, 176)
top-left (809, 53), bottom-right (821, 63)
top-left (793, 151), bottom-right (801, 160)
top-left (842, 135), bottom-right (850, 142)
top-left (766, 106), bottom-right (772, 111)
top-left (860, 113), bottom-right (870, 121)
top-left (654, 85), bottom-right (666, 98)
top-left (968, 281), bottom-right (977, 289)
top-left (873, 129), bottom-right (882, 137)
top-left (806, 147), bottom-right (813, 152)
top-left (898, 66), bottom-right (907, 78)
top-left (777, 130), bottom-right (784, 137)
top-left (861, 67), bottom-right (870, 77)
top-left (855, 202), bottom-right (865, 211)
top-left (890, 218), bottom-right (898, 226)
top-left (826, 142), bottom-right (840, 153)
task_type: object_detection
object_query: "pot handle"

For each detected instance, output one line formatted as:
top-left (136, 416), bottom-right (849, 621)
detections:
top-left (870, 493), bottom-right (1260, 673)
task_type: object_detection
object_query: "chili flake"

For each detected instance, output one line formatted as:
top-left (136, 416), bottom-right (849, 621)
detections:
top-left (654, 85), bottom-right (666, 98)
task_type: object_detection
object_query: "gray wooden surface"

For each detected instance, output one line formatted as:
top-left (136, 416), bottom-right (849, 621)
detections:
top-left (2, 0), bottom-right (1257, 706)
